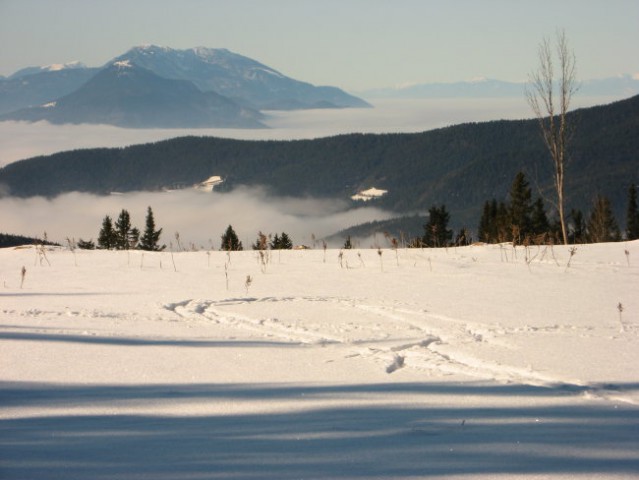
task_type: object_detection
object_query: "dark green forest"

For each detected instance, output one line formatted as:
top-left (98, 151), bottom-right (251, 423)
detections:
top-left (0, 233), bottom-right (59, 248)
top-left (1, 94), bottom-right (637, 230)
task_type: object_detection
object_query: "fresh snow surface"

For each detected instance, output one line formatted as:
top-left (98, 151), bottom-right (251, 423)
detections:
top-left (1, 241), bottom-right (638, 479)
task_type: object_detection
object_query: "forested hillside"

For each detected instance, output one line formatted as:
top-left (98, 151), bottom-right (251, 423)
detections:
top-left (1, 95), bottom-right (637, 228)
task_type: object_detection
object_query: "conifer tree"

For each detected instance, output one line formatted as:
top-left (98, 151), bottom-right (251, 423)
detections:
top-left (269, 233), bottom-right (280, 250)
top-left (279, 232), bottom-right (293, 249)
top-left (478, 201), bottom-right (493, 243)
top-left (221, 225), bottom-right (243, 251)
top-left (478, 199), bottom-right (506, 243)
top-left (586, 195), bottom-right (620, 243)
top-left (269, 232), bottom-right (294, 250)
top-left (139, 207), bottom-right (164, 251)
top-left (495, 201), bottom-right (510, 242)
top-left (422, 205), bottom-right (452, 247)
top-left (568, 209), bottom-right (586, 244)
top-left (343, 235), bottom-right (353, 249)
top-left (114, 209), bottom-right (137, 250)
top-left (98, 215), bottom-right (116, 249)
top-left (626, 183), bottom-right (639, 240)
top-left (478, 199), bottom-right (511, 243)
top-left (509, 172), bottom-right (533, 242)
top-left (530, 198), bottom-right (550, 236)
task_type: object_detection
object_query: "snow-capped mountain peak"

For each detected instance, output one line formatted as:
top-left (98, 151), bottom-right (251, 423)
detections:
top-left (105, 46), bottom-right (369, 110)
top-left (44, 61), bottom-right (85, 72)
top-left (8, 61), bottom-right (87, 79)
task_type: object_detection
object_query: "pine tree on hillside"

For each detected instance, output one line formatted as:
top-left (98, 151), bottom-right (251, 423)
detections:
top-left (586, 195), bottom-right (620, 243)
top-left (478, 201), bottom-right (493, 243)
top-left (279, 232), bottom-right (293, 249)
top-left (530, 198), bottom-right (550, 237)
top-left (221, 225), bottom-right (243, 251)
top-left (139, 207), bottom-right (164, 251)
top-left (568, 209), bottom-right (586, 244)
top-left (114, 209), bottom-right (138, 250)
top-left (509, 172), bottom-right (533, 242)
top-left (626, 183), bottom-right (639, 240)
top-left (269, 233), bottom-right (280, 250)
top-left (269, 232), bottom-right (294, 250)
top-left (98, 215), bottom-right (116, 249)
top-left (495, 201), bottom-right (510, 242)
top-left (422, 205), bottom-right (453, 247)
top-left (478, 199), bottom-right (511, 243)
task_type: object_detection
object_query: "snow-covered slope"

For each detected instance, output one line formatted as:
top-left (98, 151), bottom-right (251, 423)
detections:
top-left (1, 241), bottom-right (638, 479)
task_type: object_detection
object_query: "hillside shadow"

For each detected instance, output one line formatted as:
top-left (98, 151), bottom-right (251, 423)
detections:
top-left (1, 381), bottom-right (638, 479)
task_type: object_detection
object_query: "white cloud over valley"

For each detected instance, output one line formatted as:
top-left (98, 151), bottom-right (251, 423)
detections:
top-left (1, 188), bottom-right (396, 248)
top-left (0, 99), bottom-right (538, 167)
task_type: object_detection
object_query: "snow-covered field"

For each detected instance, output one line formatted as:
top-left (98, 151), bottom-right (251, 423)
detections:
top-left (1, 241), bottom-right (638, 479)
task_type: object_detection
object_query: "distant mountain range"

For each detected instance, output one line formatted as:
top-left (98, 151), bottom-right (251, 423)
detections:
top-left (2, 61), bottom-right (265, 129)
top-left (0, 66), bottom-right (99, 115)
top-left (0, 45), bottom-right (370, 128)
top-left (359, 75), bottom-right (639, 99)
top-left (1, 94), bottom-right (637, 230)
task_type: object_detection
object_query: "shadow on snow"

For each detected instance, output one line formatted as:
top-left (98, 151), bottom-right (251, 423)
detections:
top-left (1, 381), bottom-right (638, 479)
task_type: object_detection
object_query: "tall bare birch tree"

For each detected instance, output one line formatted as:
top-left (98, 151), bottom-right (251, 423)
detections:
top-left (526, 29), bottom-right (577, 245)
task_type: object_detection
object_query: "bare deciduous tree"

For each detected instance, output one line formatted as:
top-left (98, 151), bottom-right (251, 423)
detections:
top-left (526, 29), bottom-right (577, 245)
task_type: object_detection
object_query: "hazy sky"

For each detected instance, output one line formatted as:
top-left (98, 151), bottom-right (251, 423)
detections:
top-left (1, 0), bottom-right (637, 91)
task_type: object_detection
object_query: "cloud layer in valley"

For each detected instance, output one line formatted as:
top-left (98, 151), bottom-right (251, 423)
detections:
top-left (0, 98), bottom-right (540, 167)
top-left (0, 96), bottom-right (623, 168)
top-left (0, 187), bottom-right (397, 248)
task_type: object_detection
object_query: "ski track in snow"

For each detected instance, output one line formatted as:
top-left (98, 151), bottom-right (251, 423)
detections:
top-left (5, 293), bottom-right (637, 405)
top-left (162, 295), bottom-right (638, 404)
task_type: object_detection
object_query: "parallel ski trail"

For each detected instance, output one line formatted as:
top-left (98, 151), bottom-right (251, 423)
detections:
top-left (163, 295), bottom-right (606, 394)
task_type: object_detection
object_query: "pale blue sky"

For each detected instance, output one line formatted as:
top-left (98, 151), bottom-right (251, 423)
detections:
top-left (1, 0), bottom-right (637, 91)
